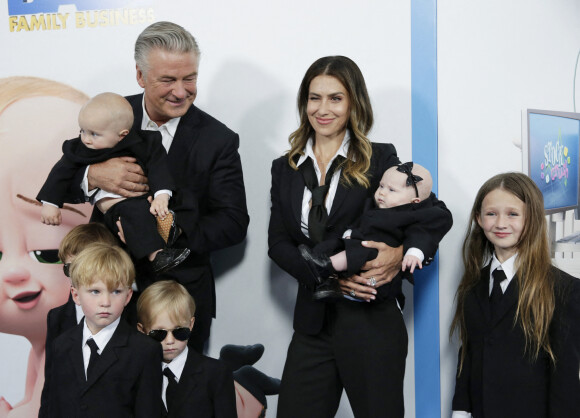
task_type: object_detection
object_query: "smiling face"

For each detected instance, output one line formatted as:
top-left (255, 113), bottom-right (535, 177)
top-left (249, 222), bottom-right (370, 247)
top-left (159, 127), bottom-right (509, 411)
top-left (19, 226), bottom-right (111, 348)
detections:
top-left (307, 75), bottom-right (351, 143)
top-left (374, 167), bottom-right (419, 209)
top-left (143, 310), bottom-right (194, 363)
top-left (477, 188), bottom-right (526, 263)
top-left (0, 95), bottom-right (91, 343)
top-left (71, 279), bottom-right (132, 334)
top-left (137, 48), bottom-right (199, 126)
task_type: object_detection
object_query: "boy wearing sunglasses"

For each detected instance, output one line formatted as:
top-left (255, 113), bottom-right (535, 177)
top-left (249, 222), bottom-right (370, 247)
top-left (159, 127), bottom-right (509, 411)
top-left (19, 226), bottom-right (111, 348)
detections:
top-left (40, 243), bottom-right (163, 417)
top-left (137, 280), bottom-right (237, 417)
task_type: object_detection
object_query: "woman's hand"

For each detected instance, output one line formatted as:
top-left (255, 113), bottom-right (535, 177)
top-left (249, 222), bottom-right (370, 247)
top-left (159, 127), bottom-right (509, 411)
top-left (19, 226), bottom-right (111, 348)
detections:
top-left (338, 241), bottom-right (403, 301)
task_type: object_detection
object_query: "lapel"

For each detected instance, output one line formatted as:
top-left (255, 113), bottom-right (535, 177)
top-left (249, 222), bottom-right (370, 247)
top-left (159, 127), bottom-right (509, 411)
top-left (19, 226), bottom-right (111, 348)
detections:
top-left (166, 105), bottom-right (199, 164)
top-left (170, 349), bottom-right (204, 417)
top-left (69, 321), bottom-right (87, 387)
top-left (490, 276), bottom-right (519, 327)
top-left (474, 265), bottom-right (493, 322)
top-left (81, 320), bottom-right (130, 395)
top-left (473, 264), bottom-right (520, 327)
top-left (289, 156), bottom-right (354, 231)
top-left (291, 166), bottom-right (306, 227)
top-left (327, 179), bottom-right (349, 219)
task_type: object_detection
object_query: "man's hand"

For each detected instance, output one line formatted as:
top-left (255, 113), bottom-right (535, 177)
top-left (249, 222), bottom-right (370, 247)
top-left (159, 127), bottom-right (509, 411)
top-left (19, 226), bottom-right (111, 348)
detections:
top-left (150, 194), bottom-right (170, 219)
top-left (402, 254), bottom-right (422, 273)
top-left (88, 157), bottom-right (149, 197)
top-left (41, 205), bottom-right (62, 226)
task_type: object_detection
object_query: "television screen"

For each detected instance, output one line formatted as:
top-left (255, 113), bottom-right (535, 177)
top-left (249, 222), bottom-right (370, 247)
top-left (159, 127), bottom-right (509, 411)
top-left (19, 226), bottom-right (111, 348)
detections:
top-left (527, 110), bottom-right (580, 214)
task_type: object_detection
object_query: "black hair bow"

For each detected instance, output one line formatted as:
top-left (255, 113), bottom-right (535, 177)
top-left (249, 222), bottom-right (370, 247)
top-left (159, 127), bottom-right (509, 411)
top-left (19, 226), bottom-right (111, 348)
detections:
top-left (396, 162), bottom-right (423, 198)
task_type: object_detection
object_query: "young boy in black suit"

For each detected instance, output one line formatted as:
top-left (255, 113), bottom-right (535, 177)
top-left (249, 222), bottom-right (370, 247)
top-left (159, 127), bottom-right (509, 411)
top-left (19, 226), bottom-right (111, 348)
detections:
top-left (137, 280), bottom-right (237, 417)
top-left (44, 223), bottom-right (118, 364)
top-left (40, 243), bottom-right (163, 418)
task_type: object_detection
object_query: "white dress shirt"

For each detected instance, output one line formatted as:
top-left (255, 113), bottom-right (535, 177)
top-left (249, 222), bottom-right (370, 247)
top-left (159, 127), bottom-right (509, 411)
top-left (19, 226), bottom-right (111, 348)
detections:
top-left (81, 317), bottom-right (120, 379)
top-left (161, 346), bottom-right (188, 409)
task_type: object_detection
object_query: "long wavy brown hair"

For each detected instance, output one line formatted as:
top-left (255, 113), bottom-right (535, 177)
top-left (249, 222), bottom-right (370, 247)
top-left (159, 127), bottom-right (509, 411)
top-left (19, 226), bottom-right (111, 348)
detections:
top-left (287, 56), bottom-right (373, 188)
top-left (450, 172), bottom-right (556, 373)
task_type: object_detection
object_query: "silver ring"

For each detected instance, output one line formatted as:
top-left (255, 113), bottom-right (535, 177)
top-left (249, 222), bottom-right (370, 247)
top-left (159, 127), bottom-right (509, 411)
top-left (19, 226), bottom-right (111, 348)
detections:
top-left (350, 290), bottom-right (356, 297)
top-left (369, 277), bottom-right (377, 287)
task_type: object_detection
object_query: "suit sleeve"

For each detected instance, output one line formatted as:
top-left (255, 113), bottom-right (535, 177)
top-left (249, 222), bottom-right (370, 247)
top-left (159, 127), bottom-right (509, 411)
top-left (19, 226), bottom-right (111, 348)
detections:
top-left (549, 274), bottom-right (580, 417)
top-left (268, 158), bottom-right (319, 290)
top-left (212, 363), bottom-right (237, 418)
top-left (182, 132), bottom-right (249, 254)
top-left (401, 195), bottom-right (453, 265)
top-left (134, 341), bottom-right (164, 418)
top-left (452, 345), bottom-right (472, 413)
top-left (36, 154), bottom-right (84, 207)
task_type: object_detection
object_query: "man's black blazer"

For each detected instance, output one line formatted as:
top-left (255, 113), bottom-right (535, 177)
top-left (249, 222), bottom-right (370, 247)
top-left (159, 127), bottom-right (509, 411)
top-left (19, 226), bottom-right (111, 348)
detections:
top-left (127, 95), bottom-right (249, 318)
top-left (452, 265), bottom-right (580, 417)
top-left (165, 349), bottom-right (236, 418)
top-left (67, 95), bottom-right (249, 325)
top-left (268, 142), bottom-right (452, 335)
top-left (41, 319), bottom-right (163, 418)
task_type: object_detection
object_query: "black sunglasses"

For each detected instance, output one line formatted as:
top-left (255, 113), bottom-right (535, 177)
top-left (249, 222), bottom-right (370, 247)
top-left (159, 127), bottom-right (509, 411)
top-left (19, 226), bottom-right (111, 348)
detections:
top-left (63, 263), bottom-right (71, 277)
top-left (147, 327), bottom-right (191, 342)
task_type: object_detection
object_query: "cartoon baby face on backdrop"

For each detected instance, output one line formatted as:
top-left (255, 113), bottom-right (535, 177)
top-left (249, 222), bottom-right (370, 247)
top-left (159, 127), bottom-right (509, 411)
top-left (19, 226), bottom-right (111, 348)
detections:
top-left (0, 77), bottom-right (92, 417)
top-left (0, 78), bottom-right (91, 343)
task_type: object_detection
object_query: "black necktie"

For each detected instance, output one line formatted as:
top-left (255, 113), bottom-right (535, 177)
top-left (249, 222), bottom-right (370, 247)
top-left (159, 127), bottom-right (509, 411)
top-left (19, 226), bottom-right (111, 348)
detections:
top-left (300, 156), bottom-right (344, 243)
top-left (163, 367), bottom-right (178, 412)
top-left (490, 269), bottom-right (507, 314)
top-left (86, 338), bottom-right (99, 380)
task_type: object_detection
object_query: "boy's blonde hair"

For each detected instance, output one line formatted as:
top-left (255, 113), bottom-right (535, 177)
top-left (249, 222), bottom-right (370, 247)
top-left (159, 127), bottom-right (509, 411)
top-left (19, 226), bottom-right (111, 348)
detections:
top-left (70, 243), bottom-right (135, 290)
top-left (137, 280), bottom-right (196, 330)
top-left (59, 222), bottom-right (117, 262)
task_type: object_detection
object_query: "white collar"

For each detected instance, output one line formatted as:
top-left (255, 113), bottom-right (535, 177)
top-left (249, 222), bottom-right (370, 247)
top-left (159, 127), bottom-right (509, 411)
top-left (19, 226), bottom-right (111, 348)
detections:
top-left (163, 346), bottom-right (188, 382)
top-left (490, 253), bottom-right (517, 281)
top-left (140, 96), bottom-right (180, 139)
top-left (297, 131), bottom-right (352, 168)
top-left (82, 317), bottom-right (120, 353)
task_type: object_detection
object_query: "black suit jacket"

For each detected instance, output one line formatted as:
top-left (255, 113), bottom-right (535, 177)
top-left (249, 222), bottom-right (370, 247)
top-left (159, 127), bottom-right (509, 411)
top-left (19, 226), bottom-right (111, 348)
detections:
top-left (268, 142), bottom-right (452, 335)
top-left (41, 319), bottom-right (163, 418)
top-left (165, 349), bottom-right (236, 418)
top-left (37, 130), bottom-right (172, 206)
top-left (452, 265), bottom-right (580, 417)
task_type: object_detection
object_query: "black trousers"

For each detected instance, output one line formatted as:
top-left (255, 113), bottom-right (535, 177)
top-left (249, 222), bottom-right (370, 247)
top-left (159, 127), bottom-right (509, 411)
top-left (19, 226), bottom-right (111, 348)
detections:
top-left (277, 298), bottom-right (408, 418)
top-left (103, 197), bottom-right (165, 260)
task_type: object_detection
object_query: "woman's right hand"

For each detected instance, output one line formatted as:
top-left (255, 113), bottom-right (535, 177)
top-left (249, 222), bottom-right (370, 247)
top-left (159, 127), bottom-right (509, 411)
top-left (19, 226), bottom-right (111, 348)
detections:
top-left (338, 241), bottom-right (403, 301)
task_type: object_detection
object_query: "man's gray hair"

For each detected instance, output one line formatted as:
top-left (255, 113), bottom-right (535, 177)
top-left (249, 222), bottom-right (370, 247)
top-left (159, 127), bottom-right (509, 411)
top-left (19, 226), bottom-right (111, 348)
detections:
top-left (135, 21), bottom-right (200, 74)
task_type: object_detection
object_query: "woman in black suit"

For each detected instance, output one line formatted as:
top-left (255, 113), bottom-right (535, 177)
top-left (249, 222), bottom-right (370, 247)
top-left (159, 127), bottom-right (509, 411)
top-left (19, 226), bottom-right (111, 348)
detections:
top-left (268, 56), bottom-right (451, 417)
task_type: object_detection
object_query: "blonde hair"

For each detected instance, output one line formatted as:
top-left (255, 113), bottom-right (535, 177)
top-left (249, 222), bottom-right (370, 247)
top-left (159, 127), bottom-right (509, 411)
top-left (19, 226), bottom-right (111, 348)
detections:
top-left (59, 223), bottom-right (117, 262)
top-left (450, 172), bottom-right (555, 373)
top-left (0, 76), bottom-right (88, 115)
top-left (70, 243), bottom-right (135, 290)
top-left (137, 280), bottom-right (196, 330)
top-left (287, 56), bottom-right (373, 188)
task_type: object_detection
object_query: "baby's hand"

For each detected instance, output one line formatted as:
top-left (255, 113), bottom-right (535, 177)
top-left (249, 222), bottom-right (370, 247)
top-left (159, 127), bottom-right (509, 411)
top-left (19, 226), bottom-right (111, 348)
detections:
top-left (401, 255), bottom-right (422, 273)
top-left (41, 204), bottom-right (62, 225)
top-left (150, 194), bottom-right (170, 219)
